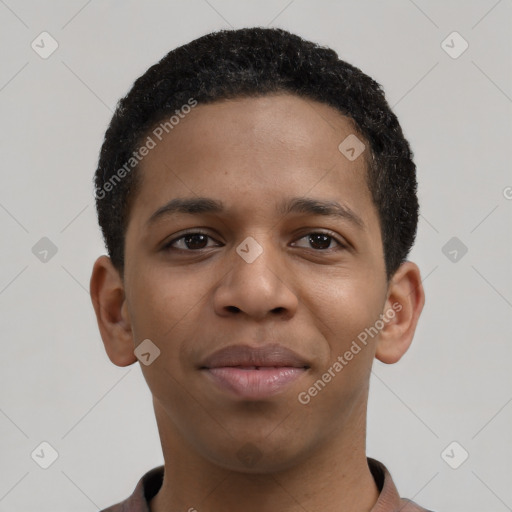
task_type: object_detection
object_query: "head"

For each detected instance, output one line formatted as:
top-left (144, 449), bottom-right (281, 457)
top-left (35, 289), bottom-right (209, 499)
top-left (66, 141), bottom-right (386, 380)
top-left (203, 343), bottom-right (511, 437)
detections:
top-left (90, 27), bottom-right (424, 472)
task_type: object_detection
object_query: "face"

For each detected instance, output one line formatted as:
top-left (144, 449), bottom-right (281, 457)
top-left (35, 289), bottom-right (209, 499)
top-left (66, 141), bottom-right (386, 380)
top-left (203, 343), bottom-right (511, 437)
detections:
top-left (120, 93), bottom-right (391, 471)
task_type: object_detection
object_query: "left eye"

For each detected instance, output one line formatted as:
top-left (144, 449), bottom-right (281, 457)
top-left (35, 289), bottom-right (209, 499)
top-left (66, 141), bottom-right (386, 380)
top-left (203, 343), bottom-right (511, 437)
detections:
top-left (292, 232), bottom-right (343, 250)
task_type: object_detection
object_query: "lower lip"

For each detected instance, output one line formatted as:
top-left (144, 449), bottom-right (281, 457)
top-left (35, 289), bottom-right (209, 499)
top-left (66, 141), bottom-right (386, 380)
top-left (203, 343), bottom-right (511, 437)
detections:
top-left (203, 367), bottom-right (307, 400)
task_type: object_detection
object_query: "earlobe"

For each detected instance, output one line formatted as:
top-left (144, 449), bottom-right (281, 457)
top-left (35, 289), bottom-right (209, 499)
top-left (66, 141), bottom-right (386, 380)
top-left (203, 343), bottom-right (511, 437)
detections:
top-left (375, 261), bottom-right (425, 364)
top-left (89, 255), bottom-right (138, 367)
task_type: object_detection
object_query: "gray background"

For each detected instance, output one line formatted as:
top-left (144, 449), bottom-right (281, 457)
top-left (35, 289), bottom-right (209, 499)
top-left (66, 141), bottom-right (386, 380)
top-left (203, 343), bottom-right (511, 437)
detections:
top-left (1, 1), bottom-right (511, 510)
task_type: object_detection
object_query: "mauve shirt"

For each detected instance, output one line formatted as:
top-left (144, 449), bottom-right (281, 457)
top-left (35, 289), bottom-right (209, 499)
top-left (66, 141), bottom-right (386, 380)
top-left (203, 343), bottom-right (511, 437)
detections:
top-left (99, 458), bottom-right (434, 512)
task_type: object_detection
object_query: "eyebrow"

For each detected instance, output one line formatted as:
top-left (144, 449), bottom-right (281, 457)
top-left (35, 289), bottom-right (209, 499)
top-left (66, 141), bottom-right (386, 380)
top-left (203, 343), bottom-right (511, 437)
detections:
top-left (146, 196), bottom-right (365, 229)
top-left (278, 197), bottom-right (364, 229)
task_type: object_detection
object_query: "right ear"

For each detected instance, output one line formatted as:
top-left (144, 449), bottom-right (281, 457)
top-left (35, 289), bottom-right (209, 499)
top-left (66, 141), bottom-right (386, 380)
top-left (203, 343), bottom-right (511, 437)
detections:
top-left (89, 255), bottom-right (138, 367)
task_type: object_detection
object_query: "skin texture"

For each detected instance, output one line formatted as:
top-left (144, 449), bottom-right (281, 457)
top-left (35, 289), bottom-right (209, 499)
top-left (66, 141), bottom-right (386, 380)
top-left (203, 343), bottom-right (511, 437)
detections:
top-left (90, 93), bottom-right (425, 512)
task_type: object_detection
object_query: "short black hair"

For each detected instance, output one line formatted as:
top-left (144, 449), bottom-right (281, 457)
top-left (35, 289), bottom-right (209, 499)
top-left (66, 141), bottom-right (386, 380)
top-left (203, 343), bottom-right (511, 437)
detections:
top-left (94, 27), bottom-right (419, 281)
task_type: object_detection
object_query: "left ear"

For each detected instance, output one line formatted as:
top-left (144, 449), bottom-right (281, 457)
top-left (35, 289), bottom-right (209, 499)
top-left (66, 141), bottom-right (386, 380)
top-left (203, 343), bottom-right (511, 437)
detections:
top-left (375, 261), bottom-right (425, 364)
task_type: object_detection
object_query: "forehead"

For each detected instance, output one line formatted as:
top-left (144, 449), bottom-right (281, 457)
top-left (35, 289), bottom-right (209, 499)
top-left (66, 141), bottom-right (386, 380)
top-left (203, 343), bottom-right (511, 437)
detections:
top-left (145, 93), bottom-right (365, 171)
top-left (128, 93), bottom-right (378, 233)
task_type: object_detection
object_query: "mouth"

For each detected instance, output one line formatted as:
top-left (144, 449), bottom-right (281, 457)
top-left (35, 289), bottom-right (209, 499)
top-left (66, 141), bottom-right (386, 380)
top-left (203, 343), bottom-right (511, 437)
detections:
top-left (199, 344), bottom-right (310, 400)
top-left (201, 366), bottom-right (308, 400)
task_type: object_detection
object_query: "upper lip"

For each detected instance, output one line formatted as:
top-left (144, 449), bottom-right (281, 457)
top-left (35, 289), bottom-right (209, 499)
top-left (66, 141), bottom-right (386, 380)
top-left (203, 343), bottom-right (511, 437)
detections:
top-left (200, 344), bottom-right (310, 369)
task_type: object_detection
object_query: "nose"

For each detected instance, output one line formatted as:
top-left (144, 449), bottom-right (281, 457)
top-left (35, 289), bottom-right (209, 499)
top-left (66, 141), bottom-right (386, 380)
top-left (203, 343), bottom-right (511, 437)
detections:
top-left (213, 236), bottom-right (299, 322)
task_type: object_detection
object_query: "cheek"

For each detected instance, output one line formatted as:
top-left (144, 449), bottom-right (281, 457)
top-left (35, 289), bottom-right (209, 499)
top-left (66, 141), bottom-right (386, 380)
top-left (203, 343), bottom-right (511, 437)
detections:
top-left (306, 272), bottom-right (385, 348)
top-left (300, 278), bottom-right (381, 425)
top-left (127, 265), bottom-right (217, 387)
top-left (128, 265), bottom-right (201, 340)
top-left (128, 271), bottom-right (199, 407)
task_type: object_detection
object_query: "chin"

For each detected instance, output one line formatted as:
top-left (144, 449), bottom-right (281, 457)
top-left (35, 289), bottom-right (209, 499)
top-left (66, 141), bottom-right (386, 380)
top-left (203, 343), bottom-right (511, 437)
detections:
top-left (198, 436), bottom-right (312, 475)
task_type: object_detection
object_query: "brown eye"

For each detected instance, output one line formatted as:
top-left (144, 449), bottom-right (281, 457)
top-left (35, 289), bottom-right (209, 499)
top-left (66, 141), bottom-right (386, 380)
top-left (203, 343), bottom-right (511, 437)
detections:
top-left (307, 233), bottom-right (334, 250)
top-left (182, 234), bottom-right (209, 249)
top-left (163, 232), bottom-right (220, 251)
top-left (292, 232), bottom-right (345, 251)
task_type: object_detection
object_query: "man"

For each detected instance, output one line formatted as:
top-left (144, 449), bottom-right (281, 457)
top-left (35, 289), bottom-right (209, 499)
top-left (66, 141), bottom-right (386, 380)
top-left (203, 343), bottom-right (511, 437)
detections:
top-left (90, 27), bottom-right (430, 511)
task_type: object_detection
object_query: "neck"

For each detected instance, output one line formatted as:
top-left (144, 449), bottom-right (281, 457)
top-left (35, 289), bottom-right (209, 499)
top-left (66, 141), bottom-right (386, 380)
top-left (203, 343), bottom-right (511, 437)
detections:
top-left (150, 399), bottom-right (378, 512)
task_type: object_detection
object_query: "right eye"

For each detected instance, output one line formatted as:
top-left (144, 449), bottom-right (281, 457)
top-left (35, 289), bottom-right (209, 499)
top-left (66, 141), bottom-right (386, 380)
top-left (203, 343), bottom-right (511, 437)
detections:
top-left (162, 231), bottom-right (222, 252)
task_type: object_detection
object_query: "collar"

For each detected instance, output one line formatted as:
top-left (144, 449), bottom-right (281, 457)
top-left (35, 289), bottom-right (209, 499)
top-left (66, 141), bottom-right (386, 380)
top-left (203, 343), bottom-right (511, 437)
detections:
top-left (102, 458), bottom-right (430, 512)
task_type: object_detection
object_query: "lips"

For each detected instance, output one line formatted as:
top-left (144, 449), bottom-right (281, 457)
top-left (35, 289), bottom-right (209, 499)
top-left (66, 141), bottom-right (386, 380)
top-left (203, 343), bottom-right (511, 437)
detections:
top-left (200, 344), bottom-right (309, 400)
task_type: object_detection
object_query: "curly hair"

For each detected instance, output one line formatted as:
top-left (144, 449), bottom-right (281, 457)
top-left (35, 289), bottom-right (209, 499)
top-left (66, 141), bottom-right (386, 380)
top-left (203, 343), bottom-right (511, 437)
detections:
top-left (94, 27), bottom-right (419, 281)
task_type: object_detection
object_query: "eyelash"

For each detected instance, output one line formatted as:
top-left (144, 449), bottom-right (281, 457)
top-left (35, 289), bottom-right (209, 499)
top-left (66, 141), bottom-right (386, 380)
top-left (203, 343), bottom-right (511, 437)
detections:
top-left (162, 230), bottom-right (347, 252)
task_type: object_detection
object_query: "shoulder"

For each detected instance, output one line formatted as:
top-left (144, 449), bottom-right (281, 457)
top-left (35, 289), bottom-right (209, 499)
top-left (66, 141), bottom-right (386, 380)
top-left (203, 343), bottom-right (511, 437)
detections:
top-left (368, 458), bottom-right (436, 512)
top-left (398, 498), bottom-right (437, 511)
top-left (99, 465), bottom-right (164, 512)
